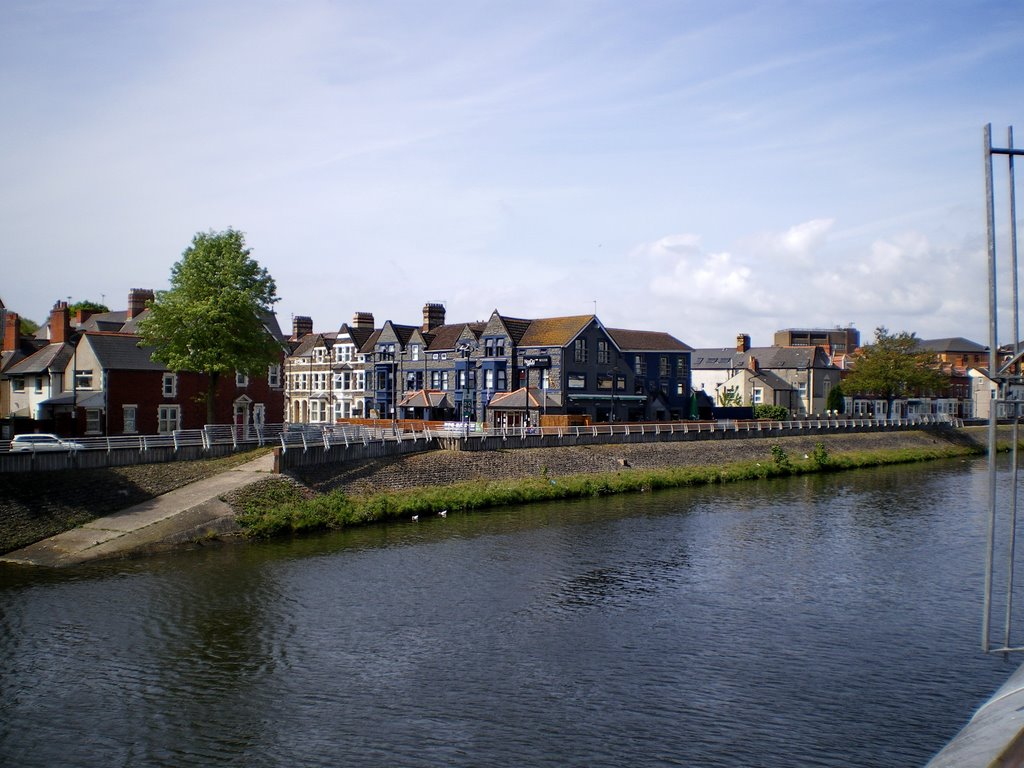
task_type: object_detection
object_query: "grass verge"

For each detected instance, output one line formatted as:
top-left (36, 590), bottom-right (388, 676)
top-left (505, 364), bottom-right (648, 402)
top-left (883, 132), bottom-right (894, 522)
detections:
top-left (235, 441), bottom-right (984, 540)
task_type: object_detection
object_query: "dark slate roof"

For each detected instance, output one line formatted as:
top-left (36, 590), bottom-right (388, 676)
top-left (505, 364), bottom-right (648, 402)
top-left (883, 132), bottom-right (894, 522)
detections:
top-left (425, 322), bottom-right (486, 352)
top-left (692, 346), bottom-right (831, 370)
top-left (119, 309), bottom-right (149, 334)
top-left (290, 333), bottom-right (326, 357)
top-left (738, 368), bottom-right (793, 391)
top-left (5, 342), bottom-right (73, 374)
top-left (86, 333), bottom-right (165, 371)
top-left (607, 328), bottom-right (692, 352)
top-left (916, 337), bottom-right (988, 354)
top-left (341, 324), bottom-right (377, 350)
top-left (500, 316), bottom-right (534, 346)
top-left (359, 329), bottom-right (383, 354)
top-left (79, 310), bottom-right (130, 332)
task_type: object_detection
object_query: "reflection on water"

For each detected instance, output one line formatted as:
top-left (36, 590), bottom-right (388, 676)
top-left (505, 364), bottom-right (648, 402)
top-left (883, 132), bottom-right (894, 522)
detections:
top-left (0, 457), bottom-right (1015, 767)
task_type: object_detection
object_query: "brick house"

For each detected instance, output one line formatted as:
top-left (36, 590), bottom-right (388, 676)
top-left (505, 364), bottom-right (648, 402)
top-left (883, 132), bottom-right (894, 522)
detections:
top-left (2, 290), bottom-right (287, 437)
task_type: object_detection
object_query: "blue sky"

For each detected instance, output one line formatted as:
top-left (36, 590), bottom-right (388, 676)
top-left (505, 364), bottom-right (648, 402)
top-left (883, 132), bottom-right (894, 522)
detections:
top-left (3, 0), bottom-right (1023, 347)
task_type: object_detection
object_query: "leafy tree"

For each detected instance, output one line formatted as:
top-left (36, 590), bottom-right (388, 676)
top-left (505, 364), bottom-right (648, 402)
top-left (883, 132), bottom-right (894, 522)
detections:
top-left (19, 317), bottom-right (39, 335)
top-left (139, 228), bottom-right (280, 425)
top-left (841, 327), bottom-right (947, 419)
top-left (826, 383), bottom-right (845, 413)
top-left (69, 300), bottom-right (110, 314)
top-left (753, 403), bottom-right (789, 420)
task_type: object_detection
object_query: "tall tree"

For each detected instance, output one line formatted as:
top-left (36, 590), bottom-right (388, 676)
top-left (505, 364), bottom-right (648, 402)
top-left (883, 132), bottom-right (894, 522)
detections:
top-left (841, 327), bottom-right (947, 418)
top-left (139, 228), bottom-right (280, 425)
top-left (69, 300), bottom-right (110, 314)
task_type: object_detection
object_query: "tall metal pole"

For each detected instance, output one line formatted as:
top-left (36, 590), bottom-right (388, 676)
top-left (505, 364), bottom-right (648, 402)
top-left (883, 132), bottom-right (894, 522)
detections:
top-left (1006, 125), bottom-right (1021, 649)
top-left (984, 123), bottom-right (998, 652)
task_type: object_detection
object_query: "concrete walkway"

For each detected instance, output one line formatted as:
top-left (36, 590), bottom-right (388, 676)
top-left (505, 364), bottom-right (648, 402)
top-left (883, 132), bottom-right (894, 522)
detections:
top-left (0, 452), bottom-right (275, 568)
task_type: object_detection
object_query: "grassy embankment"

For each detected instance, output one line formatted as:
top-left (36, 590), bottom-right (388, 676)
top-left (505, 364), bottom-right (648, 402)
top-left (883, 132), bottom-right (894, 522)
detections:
top-left (233, 440), bottom-right (984, 539)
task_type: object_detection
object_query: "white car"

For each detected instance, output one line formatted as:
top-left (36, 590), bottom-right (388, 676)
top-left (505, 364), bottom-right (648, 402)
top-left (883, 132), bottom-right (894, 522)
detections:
top-left (9, 433), bottom-right (85, 452)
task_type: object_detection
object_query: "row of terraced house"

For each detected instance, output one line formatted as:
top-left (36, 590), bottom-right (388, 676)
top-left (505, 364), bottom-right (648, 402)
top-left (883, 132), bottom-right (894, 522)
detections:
top-left (0, 289), bottom-right (997, 440)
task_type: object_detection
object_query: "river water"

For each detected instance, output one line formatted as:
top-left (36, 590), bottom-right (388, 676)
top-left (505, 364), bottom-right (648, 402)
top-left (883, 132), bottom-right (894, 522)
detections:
top-left (0, 457), bottom-right (1018, 767)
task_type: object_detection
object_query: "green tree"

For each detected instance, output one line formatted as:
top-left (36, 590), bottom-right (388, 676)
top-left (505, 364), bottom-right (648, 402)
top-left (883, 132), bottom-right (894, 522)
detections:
top-left (841, 327), bottom-right (947, 419)
top-left (826, 383), bottom-right (845, 413)
top-left (139, 228), bottom-right (280, 425)
top-left (69, 300), bottom-right (110, 314)
top-left (19, 317), bottom-right (39, 335)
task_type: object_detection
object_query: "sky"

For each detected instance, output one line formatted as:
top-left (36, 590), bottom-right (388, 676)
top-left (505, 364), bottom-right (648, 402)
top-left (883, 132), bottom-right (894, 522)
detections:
top-left (3, 0), bottom-right (1024, 349)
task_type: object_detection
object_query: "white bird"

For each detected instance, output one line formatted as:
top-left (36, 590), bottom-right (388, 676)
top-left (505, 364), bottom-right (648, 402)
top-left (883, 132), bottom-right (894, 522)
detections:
top-left (439, 510), bottom-right (448, 518)
top-left (411, 515), bottom-right (419, 522)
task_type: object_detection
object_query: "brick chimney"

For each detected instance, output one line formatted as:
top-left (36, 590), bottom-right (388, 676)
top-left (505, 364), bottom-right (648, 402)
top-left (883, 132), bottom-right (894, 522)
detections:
top-left (352, 312), bottom-right (374, 330)
top-left (736, 333), bottom-right (751, 353)
top-left (748, 356), bottom-right (759, 373)
top-left (422, 302), bottom-right (446, 332)
top-left (291, 315), bottom-right (313, 340)
top-left (50, 300), bottom-right (72, 344)
top-left (128, 288), bottom-right (155, 320)
top-left (2, 311), bottom-right (20, 352)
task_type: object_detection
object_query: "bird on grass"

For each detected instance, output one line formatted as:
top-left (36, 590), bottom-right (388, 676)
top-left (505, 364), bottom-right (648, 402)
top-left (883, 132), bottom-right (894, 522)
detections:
top-left (439, 510), bottom-right (448, 518)
top-left (411, 515), bottom-right (419, 522)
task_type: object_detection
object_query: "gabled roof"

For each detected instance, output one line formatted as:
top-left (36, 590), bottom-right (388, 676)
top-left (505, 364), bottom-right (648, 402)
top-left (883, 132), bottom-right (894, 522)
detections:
top-left (84, 333), bottom-right (165, 371)
top-left (691, 345), bottom-right (832, 370)
top-left (518, 315), bottom-right (594, 347)
top-left (725, 366), bottom-right (793, 391)
top-left (359, 329), bottom-right (383, 354)
top-left (425, 322), bottom-right (485, 352)
top-left (78, 310), bottom-right (130, 333)
top-left (606, 328), bottom-right (692, 352)
top-left (397, 389), bottom-right (455, 408)
top-left (917, 337), bottom-right (988, 354)
top-left (487, 386), bottom-right (562, 410)
top-left (5, 342), bottom-right (73, 375)
top-left (340, 324), bottom-right (377, 350)
top-left (290, 333), bottom-right (327, 357)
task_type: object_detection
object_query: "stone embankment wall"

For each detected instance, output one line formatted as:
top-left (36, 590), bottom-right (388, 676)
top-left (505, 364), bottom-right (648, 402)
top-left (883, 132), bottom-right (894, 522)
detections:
top-left (291, 427), bottom-right (984, 495)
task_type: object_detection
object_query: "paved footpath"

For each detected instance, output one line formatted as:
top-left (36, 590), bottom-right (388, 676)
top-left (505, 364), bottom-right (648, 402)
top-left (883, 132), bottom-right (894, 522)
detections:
top-left (0, 452), bottom-right (275, 568)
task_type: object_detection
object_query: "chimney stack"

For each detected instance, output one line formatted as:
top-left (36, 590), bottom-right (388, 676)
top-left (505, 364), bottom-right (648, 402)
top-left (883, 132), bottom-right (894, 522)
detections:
top-left (2, 311), bottom-right (21, 353)
top-left (128, 288), bottom-right (155, 320)
top-left (351, 312), bottom-right (375, 330)
top-left (422, 302), bottom-right (445, 332)
top-left (292, 315), bottom-right (313, 340)
top-left (50, 301), bottom-right (72, 344)
top-left (736, 333), bottom-right (751, 353)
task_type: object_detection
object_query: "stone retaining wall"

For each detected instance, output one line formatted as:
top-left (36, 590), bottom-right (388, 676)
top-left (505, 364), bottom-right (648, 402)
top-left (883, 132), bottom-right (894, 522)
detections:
top-left (292, 427), bottom-right (983, 495)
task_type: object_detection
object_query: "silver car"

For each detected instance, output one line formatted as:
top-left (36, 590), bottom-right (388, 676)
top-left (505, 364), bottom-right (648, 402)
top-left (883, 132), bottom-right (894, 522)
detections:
top-left (9, 433), bottom-right (85, 452)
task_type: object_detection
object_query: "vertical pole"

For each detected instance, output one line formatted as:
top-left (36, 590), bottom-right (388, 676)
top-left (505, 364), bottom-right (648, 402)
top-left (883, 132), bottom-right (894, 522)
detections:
top-left (984, 123), bottom-right (999, 652)
top-left (1006, 126), bottom-right (1021, 649)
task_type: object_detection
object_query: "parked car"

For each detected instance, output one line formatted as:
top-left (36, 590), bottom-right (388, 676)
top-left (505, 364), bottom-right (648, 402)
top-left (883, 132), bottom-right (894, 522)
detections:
top-left (9, 434), bottom-right (85, 452)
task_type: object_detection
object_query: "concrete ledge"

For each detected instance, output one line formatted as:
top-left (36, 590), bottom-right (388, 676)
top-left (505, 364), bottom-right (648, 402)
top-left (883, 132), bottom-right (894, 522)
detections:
top-left (928, 662), bottom-right (1024, 766)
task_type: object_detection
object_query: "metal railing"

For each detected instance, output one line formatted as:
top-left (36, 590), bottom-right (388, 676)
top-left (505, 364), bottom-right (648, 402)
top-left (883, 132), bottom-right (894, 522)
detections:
top-left (274, 414), bottom-right (962, 452)
top-left (0, 423), bottom-right (290, 454)
top-left (1, 414), bottom-right (962, 458)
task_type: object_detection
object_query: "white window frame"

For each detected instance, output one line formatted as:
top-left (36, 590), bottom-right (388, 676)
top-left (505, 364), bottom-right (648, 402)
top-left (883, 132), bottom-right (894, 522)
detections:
top-left (268, 364), bottom-right (281, 388)
top-left (158, 405), bottom-right (180, 434)
top-left (123, 404), bottom-right (138, 434)
top-left (235, 372), bottom-right (249, 387)
top-left (85, 408), bottom-right (102, 435)
top-left (162, 372), bottom-right (177, 398)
